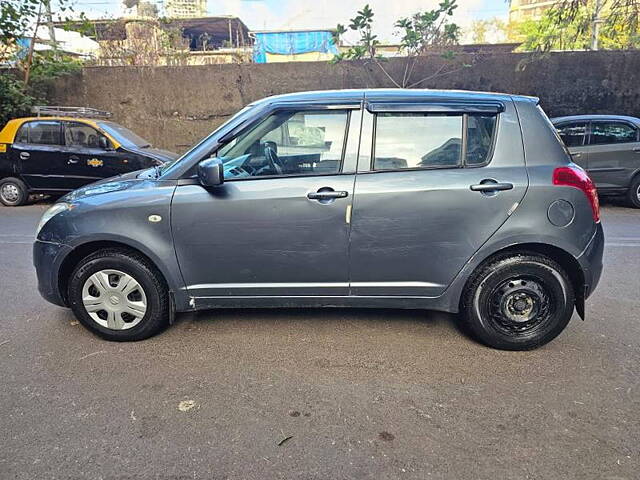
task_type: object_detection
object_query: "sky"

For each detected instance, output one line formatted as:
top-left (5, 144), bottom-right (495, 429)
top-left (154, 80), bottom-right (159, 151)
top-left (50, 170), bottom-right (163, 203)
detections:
top-left (61, 0), bottom-right (510, 42)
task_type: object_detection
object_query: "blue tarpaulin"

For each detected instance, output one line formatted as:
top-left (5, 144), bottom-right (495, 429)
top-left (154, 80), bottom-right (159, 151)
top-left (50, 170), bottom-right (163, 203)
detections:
top-left (253, 30), bottom-right (338, 63)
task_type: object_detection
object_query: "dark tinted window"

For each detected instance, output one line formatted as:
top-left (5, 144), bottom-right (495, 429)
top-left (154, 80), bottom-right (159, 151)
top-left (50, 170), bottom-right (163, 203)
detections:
top-left (15, 124), bottom-right (29, 143)
top-left (556, 122), bottom-right (587, 147)
top-left (466, 114), bottom-right (497, 165)
top-left (374, 113), bottom-right (462, 170)
top-left (590, 121), bottom-right (638, 145)
top-left (18, 121), bottom-right (62, 145)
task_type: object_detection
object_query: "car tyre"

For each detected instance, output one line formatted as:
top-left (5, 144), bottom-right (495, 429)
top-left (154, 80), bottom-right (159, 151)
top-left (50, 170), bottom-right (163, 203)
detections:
top-left (68, 249), bottom-right (170, 341)
top-left (0, 177), bottom-right (28, 206)
top-left (461, 253), bottom-right (575, 351)
top-left (627, 175), bottom-right (640, 209)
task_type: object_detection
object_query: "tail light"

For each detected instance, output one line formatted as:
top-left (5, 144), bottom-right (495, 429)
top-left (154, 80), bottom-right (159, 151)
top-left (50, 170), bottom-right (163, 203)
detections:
top-left (553, 166), bottom-right (600, 222)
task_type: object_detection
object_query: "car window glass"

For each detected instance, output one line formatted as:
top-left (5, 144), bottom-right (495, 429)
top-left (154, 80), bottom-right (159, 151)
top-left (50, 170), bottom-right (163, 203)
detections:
top-left (466, 114), bottom-right (497, 166)
top-left (15, 124), bottom-right (29, 143)
top-left (374, 113), bottom-right (462, 170)
top-left (590, 122), bottom-right (638, 145)
top-left (556, 122), bottom-right (587, 147)
top-left (216, 110), bottom-right (349, 179)
top-left (65, 122), bottom-right (109, 149)
top-left (24, 121), bottom-right (62, 145)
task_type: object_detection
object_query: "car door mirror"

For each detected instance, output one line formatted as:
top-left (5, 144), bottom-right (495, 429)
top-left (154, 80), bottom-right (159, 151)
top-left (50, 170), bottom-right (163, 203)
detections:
top-left (98, 136), bottom-right (110, 150)
top-left (198, 157), bottom-right (224, 187)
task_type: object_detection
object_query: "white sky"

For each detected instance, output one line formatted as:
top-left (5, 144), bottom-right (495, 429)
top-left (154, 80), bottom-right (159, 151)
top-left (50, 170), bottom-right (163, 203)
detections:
top-left (59, 0), bottom-right (509, 43)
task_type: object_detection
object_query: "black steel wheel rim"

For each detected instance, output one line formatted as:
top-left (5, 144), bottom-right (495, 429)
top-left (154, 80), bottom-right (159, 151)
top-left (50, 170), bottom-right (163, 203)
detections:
top-left (485, 276), bottom-right (555, 336)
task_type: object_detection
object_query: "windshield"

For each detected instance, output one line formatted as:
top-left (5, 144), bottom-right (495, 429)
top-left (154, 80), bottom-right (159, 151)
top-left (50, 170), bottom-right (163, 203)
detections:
top-left (98, 121), bottom-right (151, 149)
top-left (158, 103), bottom-right (258, 176)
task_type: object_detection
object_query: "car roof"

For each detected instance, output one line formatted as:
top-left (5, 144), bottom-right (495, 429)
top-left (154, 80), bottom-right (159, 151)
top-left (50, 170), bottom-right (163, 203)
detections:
top-left (0, 117), bottom-right (121, 148)
top-left (551, 114), bottom-right (640, 125)
top-left (252, 88), bottom-right (537, 105)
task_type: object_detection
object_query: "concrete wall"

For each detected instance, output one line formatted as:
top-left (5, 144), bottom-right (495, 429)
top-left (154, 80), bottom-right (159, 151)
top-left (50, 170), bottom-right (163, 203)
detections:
top-left (48, 51), bottom-right (640, 153)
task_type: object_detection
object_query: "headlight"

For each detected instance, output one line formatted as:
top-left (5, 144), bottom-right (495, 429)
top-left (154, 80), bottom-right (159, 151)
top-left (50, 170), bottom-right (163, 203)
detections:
top-left (36, 202), bottom-right (71, 237)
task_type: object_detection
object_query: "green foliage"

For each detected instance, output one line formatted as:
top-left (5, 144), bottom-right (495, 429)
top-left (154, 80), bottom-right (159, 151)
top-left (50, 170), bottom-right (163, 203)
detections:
top-left (0, 1), bottom-right (85, 127)
top-left (0, 74), bottom-right (37, 127)
top-left (517, 0), bottom-right (640, 52)
top-left (331, 1), bottom-right (465, 87)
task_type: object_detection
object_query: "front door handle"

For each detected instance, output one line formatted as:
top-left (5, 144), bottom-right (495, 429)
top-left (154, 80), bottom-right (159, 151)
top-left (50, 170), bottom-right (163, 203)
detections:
top-left (19, 152), bottom-right (30, 160)
top-left (307, 187), bottom-right (349, 204)
top-left (68, 156), bottom-right (79, 164)
top-left (633, 148), bottom-right (640, 154)
top-left (470, 180), bottom-right (514, 193)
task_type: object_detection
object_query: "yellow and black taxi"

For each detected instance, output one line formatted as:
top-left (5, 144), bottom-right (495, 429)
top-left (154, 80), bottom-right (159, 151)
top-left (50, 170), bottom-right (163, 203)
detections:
top-left (0, 107), bottom-right (178, 206)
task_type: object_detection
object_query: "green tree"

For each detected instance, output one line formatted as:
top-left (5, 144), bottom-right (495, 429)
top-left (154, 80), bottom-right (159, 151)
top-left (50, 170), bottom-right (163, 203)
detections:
top-left (332, 1), bottom-right (468, 88)
top-left (515, 0), bottom-right (640, 52)
top-left (0, 0), bottom-right (83, 126)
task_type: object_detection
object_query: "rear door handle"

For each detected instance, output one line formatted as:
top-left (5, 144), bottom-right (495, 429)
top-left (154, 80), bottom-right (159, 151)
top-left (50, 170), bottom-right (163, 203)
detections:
top-left (19, 152), bottom-right (30, 160)
top-left (470, 181), bottom-right (514, 193)
top-left (633, 148), bottom-right (640, 154)
top-left (68, 156), bottom-right (79, 164)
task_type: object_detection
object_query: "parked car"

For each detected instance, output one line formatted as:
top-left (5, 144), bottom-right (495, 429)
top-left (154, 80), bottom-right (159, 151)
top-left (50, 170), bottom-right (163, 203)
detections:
top-left (0, 108), bottom-right (178, 206)
top-left (33, 90), bottom-right (604, 350)
top-left (552, 114), bottom-right (640, 208)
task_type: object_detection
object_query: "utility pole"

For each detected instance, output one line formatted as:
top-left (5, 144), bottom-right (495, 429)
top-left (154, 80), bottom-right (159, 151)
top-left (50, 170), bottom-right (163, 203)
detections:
top-left (44, 0), bottom-right (58, 54)
top-left (591, 0), bottom-right (603, 50)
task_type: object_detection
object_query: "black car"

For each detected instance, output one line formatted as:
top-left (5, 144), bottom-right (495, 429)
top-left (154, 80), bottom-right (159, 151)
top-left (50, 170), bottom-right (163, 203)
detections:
top-left (0, 113), bottom-right (178, 206)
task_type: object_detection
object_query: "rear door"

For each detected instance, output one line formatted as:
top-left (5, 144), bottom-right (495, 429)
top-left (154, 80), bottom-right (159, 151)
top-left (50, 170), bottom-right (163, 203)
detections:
top-left (584, 120), bottom-right (640, 190)
top-left (11, 120), bottom-right (70, 190)
top-left (348, 99), bottom-right (528, 297)
top-left (555, 121), bottom-right (589, 168)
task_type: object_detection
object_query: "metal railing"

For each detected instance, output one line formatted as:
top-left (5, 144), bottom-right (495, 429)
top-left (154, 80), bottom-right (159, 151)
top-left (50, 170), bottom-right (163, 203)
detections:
top-left (32, 106), bottom-right (113, 119)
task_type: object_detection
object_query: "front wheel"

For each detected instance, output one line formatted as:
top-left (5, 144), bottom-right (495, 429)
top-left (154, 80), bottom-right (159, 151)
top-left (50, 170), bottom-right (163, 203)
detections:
top-left (68, 249), bottom-right (170, 341)
top-left (461, 253), bottom-right (575, 351)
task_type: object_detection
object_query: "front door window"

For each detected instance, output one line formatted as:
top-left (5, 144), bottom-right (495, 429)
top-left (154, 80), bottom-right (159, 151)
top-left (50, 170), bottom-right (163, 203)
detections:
top-left (216, 110), bottom-right (349, 178)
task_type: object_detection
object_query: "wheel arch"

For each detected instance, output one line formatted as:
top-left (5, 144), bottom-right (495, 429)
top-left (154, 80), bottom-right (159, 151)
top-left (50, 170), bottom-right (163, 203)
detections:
top-left (462, 242), bottom-right (586, 319)
top-left (57, 240), bottom-right (171, 306)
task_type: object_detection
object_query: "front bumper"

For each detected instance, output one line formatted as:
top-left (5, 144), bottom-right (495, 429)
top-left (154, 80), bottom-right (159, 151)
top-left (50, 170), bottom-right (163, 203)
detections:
top-left (33, 240), bottom-right (72, 308)
top-left (577, 222), bottom-right (605, 299)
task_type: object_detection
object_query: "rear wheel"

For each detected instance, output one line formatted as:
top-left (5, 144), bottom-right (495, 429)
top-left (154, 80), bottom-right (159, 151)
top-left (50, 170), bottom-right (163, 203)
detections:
top-left (68, 249), bottom-right (170, 341)
top-left (0, 177), bottom-right (28, 206)
top-left (461, 253), bottom-right (575, 350)
top-left (627, 176), bottom-right (640, 209)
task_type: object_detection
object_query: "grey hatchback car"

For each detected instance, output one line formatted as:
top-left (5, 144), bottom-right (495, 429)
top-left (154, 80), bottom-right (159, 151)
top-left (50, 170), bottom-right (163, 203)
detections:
top-left (552, 115), bottom-right (640, 208)
top-left (34, 89), bottom-right (604, 350)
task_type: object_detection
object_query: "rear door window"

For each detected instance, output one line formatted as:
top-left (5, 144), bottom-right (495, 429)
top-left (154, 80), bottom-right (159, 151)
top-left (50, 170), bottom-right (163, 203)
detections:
top-left (374, 113), bottom-right (463, 170)
top-left (16, 121), bottom-right (63, 145)
top-left (589, 121), bottom-right (638, 145)
top-left (556, 122), bottom-right (588, 147)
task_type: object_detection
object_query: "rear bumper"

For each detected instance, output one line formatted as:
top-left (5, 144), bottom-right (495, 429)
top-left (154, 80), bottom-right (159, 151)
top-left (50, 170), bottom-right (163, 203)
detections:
top-left (33, 240), bottom-right (72, 308)
top-left (577, 222), bottom-right (605, 298)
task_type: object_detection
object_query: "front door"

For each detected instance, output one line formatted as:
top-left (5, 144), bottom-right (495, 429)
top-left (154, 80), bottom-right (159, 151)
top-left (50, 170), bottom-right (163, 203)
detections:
top-left (172, 106), bottom-right (359, 300)
top-left (584, 120), bottom-right (640, 190)
top-left (349, 102), bottom-right (528, 297)
top-left (12, 120), bottom-right (70, 191)
top-left (62, 121), bottom-right (127, 188)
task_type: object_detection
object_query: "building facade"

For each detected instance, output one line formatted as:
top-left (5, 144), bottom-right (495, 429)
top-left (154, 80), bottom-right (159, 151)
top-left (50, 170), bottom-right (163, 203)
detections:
top-left (165, 0), bottom-right (207, 18)
top-left (509, 0), bottom-right (559, 22)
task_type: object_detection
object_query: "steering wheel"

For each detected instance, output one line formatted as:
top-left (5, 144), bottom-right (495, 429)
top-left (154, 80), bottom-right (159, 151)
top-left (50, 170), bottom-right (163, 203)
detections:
top-left (263, 142), bottom-right (283, 175)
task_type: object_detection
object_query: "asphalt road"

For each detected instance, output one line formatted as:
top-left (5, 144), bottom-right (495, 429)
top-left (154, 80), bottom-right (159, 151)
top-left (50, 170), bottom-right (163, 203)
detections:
top-left (1, 201), bottom-right (639, 480)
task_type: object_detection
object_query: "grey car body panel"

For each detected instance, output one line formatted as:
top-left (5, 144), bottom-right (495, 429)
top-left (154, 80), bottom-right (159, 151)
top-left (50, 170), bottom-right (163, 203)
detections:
top-left (552, 114), bottom-right (640, 194)
top-left (35, 174), bottom-right (191, 310)
top-left (34, 89), bottom-right (603, 318)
